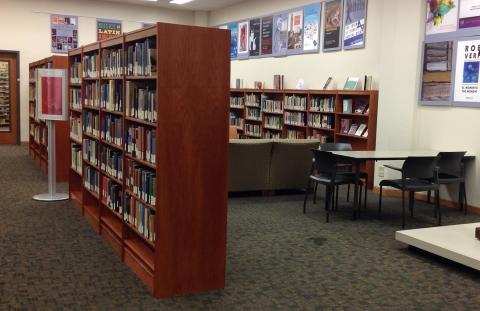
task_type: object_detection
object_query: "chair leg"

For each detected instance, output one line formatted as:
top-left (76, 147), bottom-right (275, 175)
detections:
top-left (427, 190), bottom-right (431, 204)
top-left (347, 184), bottom-right (350, 202)
top-left (463, 182), bottom-right (468, 215)
top-left (335, 185), bottom-right (339, 211)
top-left (436, 189), bottom-right (442, 225)
top-left (364, 178), bottom-right (368, 209)
top-left (359, 185), bottom-right (362, 212)
top-left (458, 183), bottom-right (463, 212)
top-left (303, 179), bottom-right (312, 214)
top-left (409, 191), bottom-right (414, 217)
top-left (313, 183), bottom-right (318, 205)
top-left (378, 185), bottom-right (383, 219)
top-left (325, 185), bottom-right (331, 223)
top-left (402, 190), bottom-right (406, 229)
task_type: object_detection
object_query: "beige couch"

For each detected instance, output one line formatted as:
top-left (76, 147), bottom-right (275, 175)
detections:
top-left (228, 139), bottom-right (320, 192)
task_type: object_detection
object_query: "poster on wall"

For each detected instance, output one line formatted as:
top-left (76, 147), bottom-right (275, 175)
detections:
top-left (453, 38), bottom-right (480, 103)
top-left (303, 4), bottom-right (321, 52)
top-left (287, 10), bottom-right (304, 52)
top-left (273, 13), bottom-right (288, 56)
top-left (97, 19), bottom-right (122, 41)
top-left (261, 16), bottom-right (274, 56)
top-left (459, 0), bottom-right (480, 28)
top-left (323, 0), bottom-right (343, 51)
top-left (425, 0), bottom-right (458, 35)
top-left (0, 61), bottom-right (11, 132)
top-left (36, 69), bottom-right (67, 121)
top-left (228, 23), bottom-right (238, 58)
top-left (238, 21), bottom-right (249, 56)
top-left (249, 18), bottom-right (261, 57)
top-left (343, 0), bottom-right (367, 49)
top-left (51, 14), bottom-right (78, 54)
top-left (421, 41), bottom-right (453, 102)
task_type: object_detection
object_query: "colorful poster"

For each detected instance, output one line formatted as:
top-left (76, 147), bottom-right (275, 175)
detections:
top-left (249, 18), bottom-right (261, 57)
top-left (287, 10), bottom-right (304, 51)
top-left (51, 14), bottom-right (78, 54)
top-left (36, 69), bottom-right (67, 121)
top-left (273, 13), bottom-right (288, 55)
top-left (97, 19), bottom-right (122, 41)
top-left (459, 0), bottom-right (480, 28)
top-left (425, 0), bottom-right (458, 35)
top-left (343, 0), bottom-right (367, 49)
top-left (303, 4), bottom-right (321, 51)
top-left (228, 23), bottom-right (238, 58)
top-left (421, 41), bottom-right (453, 101)
top-left (261, 16), bottom-right (274, 55)
top-left (323, 0), bottom-right (343, 51)
top-left (454, 39), bottom-right (480, 102)
top-left (0, 61), bottom-right (10, 132)
top-left (238, 21), bottom-right (249, 55)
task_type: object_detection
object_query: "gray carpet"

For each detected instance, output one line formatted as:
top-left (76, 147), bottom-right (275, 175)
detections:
top-left (1, 145), bottom-right (480, 310)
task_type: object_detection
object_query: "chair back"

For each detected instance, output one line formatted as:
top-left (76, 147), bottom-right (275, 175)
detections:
top-left (437, 151), bottom-right (466, 177)
top-left (312, 149), bottom-right (337, 177)
top-left (402, 156), bottom-right (439, 179)
top-left (319, 143), bottom-right (352, 151)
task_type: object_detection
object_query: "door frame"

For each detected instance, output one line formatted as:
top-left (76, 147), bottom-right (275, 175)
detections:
top-left (0, 50), bottom-right (20, 144)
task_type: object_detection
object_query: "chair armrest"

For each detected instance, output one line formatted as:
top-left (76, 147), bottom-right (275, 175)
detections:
top-left (384, 165), bottom-right (402, 172)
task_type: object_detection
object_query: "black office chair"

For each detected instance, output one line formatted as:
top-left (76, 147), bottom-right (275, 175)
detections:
top-left (318, 143), bottom-right (368, 210)
top-left (378, 156), bottom-right (440, 229)
top-left (304, 150), bottom-right (359, 222)
top-left (426, 152), bottom-right (468, 215)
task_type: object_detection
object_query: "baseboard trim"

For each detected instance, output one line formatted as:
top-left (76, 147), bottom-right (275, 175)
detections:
top-left (372, 186), bottom-right (480, 215)
top-left (20, 141), bottom-right (28, 145)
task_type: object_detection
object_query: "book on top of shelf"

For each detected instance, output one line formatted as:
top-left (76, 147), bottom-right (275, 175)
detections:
top-left (355, 123), bottom-right (367, 136)
top-left (235, 78), bottom-right (244, 88)
top-left (364, 75), bottom-right (373, 90)
top-left (343, 77), bottom-right (360, 90)
top-left (254, 81), bottom-right (264, 89)
top-left (323, 77), bottom-right (333, 90)
top-left (273, 74), bottom-right (284, 89)
top-left (348, 123), bottom-right (358, 136)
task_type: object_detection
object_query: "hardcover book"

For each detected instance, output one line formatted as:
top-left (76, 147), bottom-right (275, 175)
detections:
top-left (348, 123), bottom-right (358, 135)
top-left (343, 99), bottom-right (353, 113)
top-left (343, 77), bottom-right (359, 90)
top-left (355, 123), bottom-right (367, 136)
top-left (340, 119), bottom-right (351, 134)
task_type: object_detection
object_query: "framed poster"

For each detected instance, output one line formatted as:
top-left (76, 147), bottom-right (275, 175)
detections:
top-left (36, 69), bottom-right (67, 121)
top-left (303, 4), bottom-right (321, 52)
top-left (51, 14), bottom-right (78, 54)
top-left (249, 18), bottom-right (261, 57)
top-left (323, 0), bottom-right (343, 51)
top-left (0, 61), bottom-right (11, 132)
top-left (261, 16), bottom-right (274, 56)
top-left (425, 0), bottom-right (459, 35)
top-left (97, 19), bottom-right (122, 41)
top-left (453, 38), bottom-right (480, 105)
top-left (343, 0), bottom-right (367, 49)
top-left (287, 10), bottom-right (304, 53)
top-left (459, 0), bottom-right (480, 29)
top-left (228, 23), bottom-right (238, 59)
top-left (420, 40), bottom-right (454, 105)
top-left (238, 21), bottom-right (250, 56)
top-left (273, 13), bottom-right (288, 56)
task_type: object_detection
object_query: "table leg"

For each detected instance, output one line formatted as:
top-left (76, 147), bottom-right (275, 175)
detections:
top-left (353, 160), bottom-right (361, 220)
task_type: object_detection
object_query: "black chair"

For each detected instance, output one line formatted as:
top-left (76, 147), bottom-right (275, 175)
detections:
top-left (304, 150), bottom-right (359, 222)
top-left (378, 156), bottom-right (440, 229)
top-left (426, 152), bottom-right (468, 215)
top-left (318, 143), bottom-right (368, 210)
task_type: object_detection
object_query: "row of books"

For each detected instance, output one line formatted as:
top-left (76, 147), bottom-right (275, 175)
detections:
top-left (261, 99), bottom-right (283, 113)
top-left (101, 48), bottom-right (123, 78)
top-left (340, 119), bottom-right (369, 137)
top-left (70, 59), bottom-right (82, 83)
top-left (102, 177), bottom-right (122, 214)
top-left (308, 114), bottom-right (334, 129)
top-left (310, 97), bottom-right (335, 112)
top-left (246, 107), bottom-right (261, 121)
top-left (84, 166), bottom-right (100, 194)
top-left (286, 129), bottom-right (306, 139)
top-left (71, 144), bottom-right (82, 175)
top-left (273, 74), bottom-right (284, 89)
top-left (245, 124), bottom-right (261, 137)
top-left (230, 96), bottom-right (244, 108)
top-left (101, 80), bottom-right (123, 112)
top-left (101, 147), bottom-right (123, 181)
top-left (100, 114), bottom-right (122, 147)
top-left (83, 54), bottom-right (99, 78)
top-left (71, 89), bottom-right (81, 110)
top-left (126, 159), bottom-right (157, 206)
top-left (263, 130), bottom-right (281, 139)
top-left (84, 138), bottom-right (99, 166)
top-left (125, 38), bottom-right (157, 77)
top-left (245, 94), bottom-right (260, 107)
top-left (70, 116), bottom-right (82, 142)
top-left (229, 113), bottom-right (244, 129)
top-left (125, 82), bottom-right (157, 123)
top-left (285, 95), bottom-right (307, 111)
top-left (342, 99), bottom-right (369, 114)
top-left (124, 194), bottom-right (156, 242)
top-left (125, 125), bottom-right (156, 165)
top-left (83, 111), bottom-right (100, 137)
top-left (264, 115), bottom-right (282, 130)
top-left (284, 111), bottom-right (305, 126)
top-left (85, 81), bottom-right (100, 108)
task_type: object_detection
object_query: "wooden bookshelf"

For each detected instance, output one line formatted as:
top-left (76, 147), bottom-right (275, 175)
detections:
top-left (28, 56), bottom-right (69, 181)
top-left (230, 88), bottom-right (378, 187)
top-left (68, 23), bottom-right (229, 298)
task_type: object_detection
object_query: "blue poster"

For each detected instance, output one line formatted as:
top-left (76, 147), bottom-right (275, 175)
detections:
top-left (51, 14), bottom-right (78, 54)
top-left (228, 23), bottom-right (238, 58)
top-left (303, 4), bottom-right (321, 51)
top-left (343, 0), bottom-right (367, 49)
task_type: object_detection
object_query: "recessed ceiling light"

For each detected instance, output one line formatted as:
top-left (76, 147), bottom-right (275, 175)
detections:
top-left (144, 0), bottom-right (158, 2)
top-left (170, 0), bottom-right (194, 4)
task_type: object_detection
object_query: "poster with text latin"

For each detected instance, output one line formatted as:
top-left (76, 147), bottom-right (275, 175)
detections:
top-left (97, 19), bottom-right (122, 41)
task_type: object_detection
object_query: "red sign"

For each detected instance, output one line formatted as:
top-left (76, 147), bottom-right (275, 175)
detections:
top-left (41, 76), bottom-right (63, 116)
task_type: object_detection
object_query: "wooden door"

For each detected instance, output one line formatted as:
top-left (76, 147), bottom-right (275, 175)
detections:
top-left (0, 51), bottom-right (19, 144)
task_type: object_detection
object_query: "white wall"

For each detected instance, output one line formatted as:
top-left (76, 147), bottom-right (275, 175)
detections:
top-left (0, 0), bottom-right (194, 143)
top-left (211, 0), bottom-right (480, 208)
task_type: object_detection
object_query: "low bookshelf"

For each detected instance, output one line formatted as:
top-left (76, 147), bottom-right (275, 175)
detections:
top-left (230, 88), bottom-right (378, 187)
top-left (68, 23), bottom-right (229, 298)
top-left (28, 56), bottom-right (69, 181)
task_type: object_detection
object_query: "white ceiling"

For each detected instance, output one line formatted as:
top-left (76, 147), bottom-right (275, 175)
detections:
top-left (103, 0), bottom-right (247, 11)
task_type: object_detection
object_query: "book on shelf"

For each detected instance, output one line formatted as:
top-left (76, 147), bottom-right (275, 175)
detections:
top-left (70, 58), bottom-right (82, 84)
top-left (285, 95), bottom-right (307, 110)
top-left (71, 143), bottom-right (82, 174)
top-left (308, 114), bottom-right (334, 129)
top-left (354, 100), bottom-right (369, 114)
top-left (245, 107), bottom-right (261, 120)
top-left (286, 129), bottom-right (306, 139)
top-left (261, 97), bottom-right (283, 113)
top-left (244, 124), bottom-right (261, 137)
top-left (229, 113), bottom-right (244, 129)
top-left (83, 138), bottom-right (99, 166)
top-left (85, 81), bottom-right (100, 108)
top-left (101, 114), bottom-right (122, 146)
top-left (124, 193), bottom-right (156, 242)
top-left (245, 94), bottom-right (260, 107)
top-left (125, 81), bottom-right (157, 123)
top-left (82, 111), bottom-right (100, 137)
top-left (230, 96), bottom-right (244, 108)
top-left (69, 116), bottom-right (82, 141)
top-left (126, 158), bottom-right (157, 206)
top-left (264, 115), bottom-right (282, 130)
top-left (355, 124), bottom-right (367, 136)
top-left (362, 128), bottom-right (368, 138)
top-left (101, 48), bottom-right (123, 78)
top-left (342, 99), bottom-right (353, 113)
top-left (71, 88), bottom-right (82, 110)
top-left (323, 77), bottom-right (333, 90)
top-left (84, 166), bottom-right (100, 194)
top-left (273, 74), bottom-right (284, 89)
top-left (253, 81), bottom-right (264, 89)
top-left (310, 96), bottom-right (335, 112)
top-left (235, 78), bottom-right (244, 88)
top-left (101, 80), bottom-right (123, 112)
top-left (263, 130), bottom-right (281, 139)
top-left (348, 123), bottom-right (359, 136)
top-left (284, 111), bottom-right (305, 126)
top-left (364, 75), bottom-right (373, 90)
top-left (102, 176), bottom-right (123, 214)
top-left (83, 54), bottom-right (99, 78)
top-left (340, 119), bottom-right (352, 134)
top-left (126, 38), bottom-right (157, 76)
top-left (343, 77), bottom-right (360, 90)
top-left (101, 147), bottom-right (123, 181)
top-left (125, 125), bottom-right (156, 164)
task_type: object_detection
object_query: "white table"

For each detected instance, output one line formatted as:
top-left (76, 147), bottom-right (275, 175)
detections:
top-left (396, 223), bottom-right (480, 271)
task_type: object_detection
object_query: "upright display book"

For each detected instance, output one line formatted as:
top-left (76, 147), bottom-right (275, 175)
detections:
top-left (323, 77), bottom-right (333, 90)
top-left (343, 77), bottom-right (360, 90)
top-left (36, 69), bottom-right (67, 121)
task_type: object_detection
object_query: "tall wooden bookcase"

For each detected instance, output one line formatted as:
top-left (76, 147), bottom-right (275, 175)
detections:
top-left (229, 89), bottom-right (378, 188)
top-left (28, 56), bottom-right (69, 181)
top-left (68, 23), bottom-right (230, 298)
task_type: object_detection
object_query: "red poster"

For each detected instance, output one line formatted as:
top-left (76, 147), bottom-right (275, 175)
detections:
top-left (41, 76), bottom-right (63, 116)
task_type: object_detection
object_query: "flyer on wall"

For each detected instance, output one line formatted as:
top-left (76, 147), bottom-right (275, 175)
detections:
top-left (228, 23), bottom-right (238, 58)
top-left (459, 0), bottom-right (480, 29)
top-left (453, 39), bottom-right (480, 102)
top-left (249, 18), bottom-right (261, 57)
top-left (323, 0), bottom-right (343, 50)
top-left (261, 16), bottom-right (274, 56)
top-left (238, 21), bottom-right (249, 55)
top-left (303, 4), bottom-right (321, 52)
top-left (425, 0), bottom-right (458, 35)
top-left (51, 14), bottom-right (78, 54)
top-left (97, 19), bottom-right (122, 41)
top-left (273, 13), bottom-right (288, 55)
top-left (343, 0), bottom-right (367, 48)
top-left (421, 41), bottom-right (453, 102)
top-left (36, 69), bottom-right (67, 121)
top-left (287, 10), bottom-right (304, 51)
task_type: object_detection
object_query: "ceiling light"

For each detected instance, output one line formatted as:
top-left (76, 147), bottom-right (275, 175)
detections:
top-left (144, 0), bottom-right (158, 2)
top-left (170, 0), bottom-right (194, 4)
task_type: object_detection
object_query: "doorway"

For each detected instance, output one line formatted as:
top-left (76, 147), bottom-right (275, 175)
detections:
top-left (0, 51), bottom-right (19, 145)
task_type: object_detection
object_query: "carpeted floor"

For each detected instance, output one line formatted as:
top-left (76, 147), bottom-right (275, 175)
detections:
top-left (1, 145), bottom-right (480, 310)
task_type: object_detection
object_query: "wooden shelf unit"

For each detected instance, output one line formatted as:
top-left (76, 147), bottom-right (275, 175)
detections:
top-left (68, 23), bottom-right (229, 298)
top-left (28, 56), bottom-right (69, 181)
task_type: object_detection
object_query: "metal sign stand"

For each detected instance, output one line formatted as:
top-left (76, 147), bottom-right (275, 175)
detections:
top-left (32, 120), bottom-right (69, 202)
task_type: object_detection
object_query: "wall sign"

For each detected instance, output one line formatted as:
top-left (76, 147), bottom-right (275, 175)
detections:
top-left (97, 19), bottom-right (122, 41)
top-left (36, 69), bottom-right (67, 121)
top-left (51, 14), bottom-right (78, 54)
